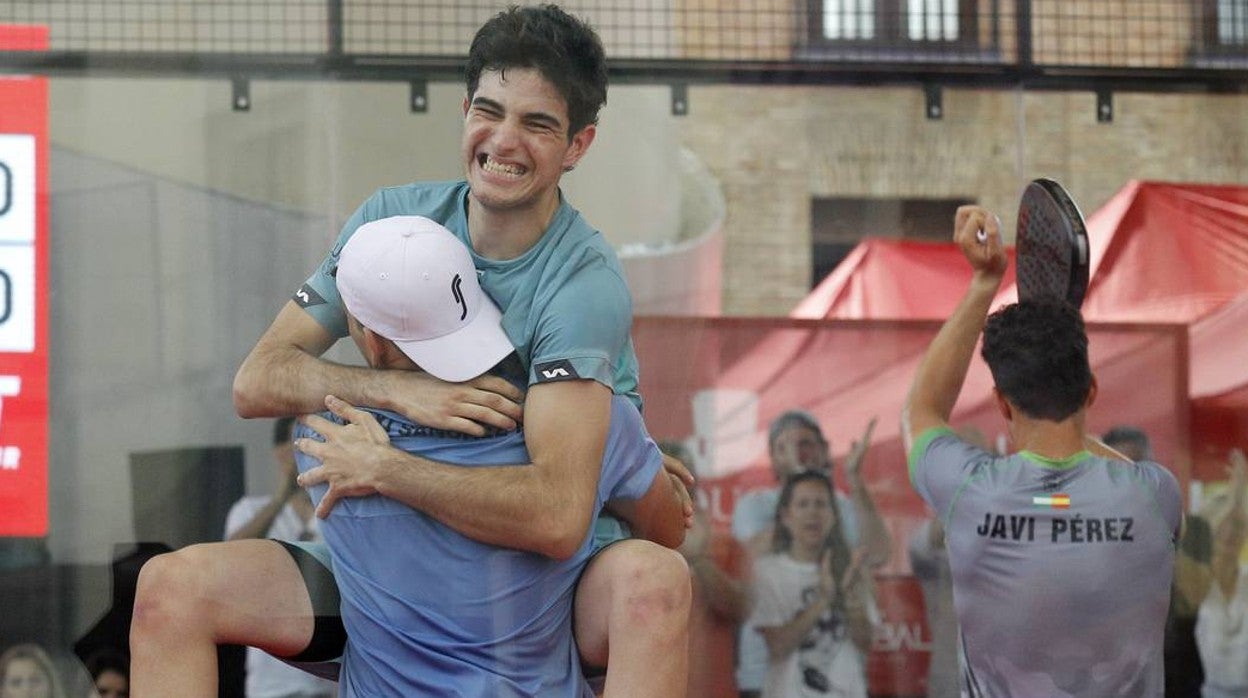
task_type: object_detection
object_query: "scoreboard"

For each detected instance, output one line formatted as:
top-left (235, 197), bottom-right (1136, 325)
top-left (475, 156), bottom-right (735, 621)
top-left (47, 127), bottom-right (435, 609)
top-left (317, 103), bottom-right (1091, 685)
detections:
top-left (0, 24), bottom-right (49, 536)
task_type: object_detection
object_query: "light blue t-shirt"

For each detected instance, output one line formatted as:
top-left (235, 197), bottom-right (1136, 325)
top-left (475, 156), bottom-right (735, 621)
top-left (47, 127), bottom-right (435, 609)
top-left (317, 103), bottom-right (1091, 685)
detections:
top-left (299, 180), bottom-right (640, 406)
top-left (294, 395), bottom-right (662, 698)
top-left (909, 428), bottom-right (1182, 698)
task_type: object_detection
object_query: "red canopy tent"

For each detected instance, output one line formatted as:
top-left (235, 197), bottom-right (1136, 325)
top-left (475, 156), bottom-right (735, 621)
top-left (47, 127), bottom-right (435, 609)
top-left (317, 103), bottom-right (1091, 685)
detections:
top-left (792, 239), bottom-right (1016, 320)
top-left (783, 180), bottom-right (1248, 480)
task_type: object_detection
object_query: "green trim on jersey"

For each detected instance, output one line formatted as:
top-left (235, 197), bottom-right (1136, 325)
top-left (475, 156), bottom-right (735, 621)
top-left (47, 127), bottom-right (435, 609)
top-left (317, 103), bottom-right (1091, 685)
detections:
top-left (909, 426), bottom-right (955, 483)
top-left (1018, 449), bottom-right (1093, 469)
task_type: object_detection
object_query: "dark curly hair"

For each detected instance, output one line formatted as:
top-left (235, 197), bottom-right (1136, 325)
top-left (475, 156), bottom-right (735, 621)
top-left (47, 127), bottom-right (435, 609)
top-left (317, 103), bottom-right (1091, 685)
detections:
top-left (981, 300), bottom-right (1092, 421)
top-left (465, 5), bottom-right (608, 138)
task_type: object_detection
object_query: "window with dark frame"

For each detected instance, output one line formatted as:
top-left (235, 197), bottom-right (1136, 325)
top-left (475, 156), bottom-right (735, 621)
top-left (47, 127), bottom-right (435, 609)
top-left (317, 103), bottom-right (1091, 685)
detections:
top-left (1205, 0), bottom-right (1248, 48)
top-left (808, 0), bottom-right (980, 48)
top-left (810, 197), bottom-right (973, 288)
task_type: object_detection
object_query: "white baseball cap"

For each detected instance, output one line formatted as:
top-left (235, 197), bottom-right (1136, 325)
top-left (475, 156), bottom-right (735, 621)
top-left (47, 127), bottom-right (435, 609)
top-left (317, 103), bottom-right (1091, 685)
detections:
top-left (336, 215), bottom-right (514, 382)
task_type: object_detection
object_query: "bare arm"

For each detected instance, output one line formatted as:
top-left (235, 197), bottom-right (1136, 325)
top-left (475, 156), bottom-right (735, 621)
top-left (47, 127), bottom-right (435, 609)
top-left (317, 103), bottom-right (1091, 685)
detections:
top-left (759, 549), bottom-right (870, 660)
top-left (757, 594), bottom-right (830, 662)
top-left (234, 301), bottom-right (522, 434)
top-left (843, 417), bottom-right (893, 568)
top-left (1173, 517), bottom-right (1214, 614)
top-left (679, 511), bottom-right (747, 622)
top-left (1213, 449), bottom-right (1247, 598)
top-left (298, 380), bottom-right (611, 560)
top-left (902, 207), bottom-right (1007, 451)
top-left (605, 455), bottom-right (691, 550)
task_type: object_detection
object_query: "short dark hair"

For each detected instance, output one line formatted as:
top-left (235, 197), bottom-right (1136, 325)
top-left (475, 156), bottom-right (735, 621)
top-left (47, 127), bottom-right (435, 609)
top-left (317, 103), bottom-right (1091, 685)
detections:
top-left (981, 300), bottom-right (1092, 421)
top-left (465, 4), bottom-right (608, 137)
top-left (767, 410), bottom-right (826, 452)
top-left (84, 647), bottom-right (129, 682)
top-left (1102, 425), bottom-right (1152, 459)
top-left (273, 416), bottom-right (296, 446)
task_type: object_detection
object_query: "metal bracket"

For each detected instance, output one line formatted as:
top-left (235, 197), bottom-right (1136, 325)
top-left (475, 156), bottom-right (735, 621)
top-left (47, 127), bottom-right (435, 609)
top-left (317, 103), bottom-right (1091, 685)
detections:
top-left (1096, 88), bottom-right (1113, 123)
top-left (670, 84), bottom-right (689, 116)
top-left (231, 77), bottom-right (250, 112)
top-left (410, 80), bottom-right (428, 113)
top-left (925, 84), bottom-right (943, 120)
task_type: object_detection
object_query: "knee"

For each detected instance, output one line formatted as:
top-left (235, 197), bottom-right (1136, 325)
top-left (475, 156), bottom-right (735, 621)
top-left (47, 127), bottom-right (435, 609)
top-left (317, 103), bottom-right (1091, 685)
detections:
top-left (613, 545), bottom-right (692, 626)
top-left (131, 546), bottom-right (212, 636)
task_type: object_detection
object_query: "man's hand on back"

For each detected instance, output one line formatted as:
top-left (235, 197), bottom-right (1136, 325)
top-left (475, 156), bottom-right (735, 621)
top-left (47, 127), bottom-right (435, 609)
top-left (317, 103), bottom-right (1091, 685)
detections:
top-left (296, 395), bottom-right (400, 518)
top-left (388, 370), bottom-right (524, 436)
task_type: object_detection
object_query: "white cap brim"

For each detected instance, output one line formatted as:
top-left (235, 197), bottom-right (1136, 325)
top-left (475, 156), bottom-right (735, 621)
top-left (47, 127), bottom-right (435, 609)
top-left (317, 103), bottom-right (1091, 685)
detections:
top-left (391, 294), bottom-right (513, 383)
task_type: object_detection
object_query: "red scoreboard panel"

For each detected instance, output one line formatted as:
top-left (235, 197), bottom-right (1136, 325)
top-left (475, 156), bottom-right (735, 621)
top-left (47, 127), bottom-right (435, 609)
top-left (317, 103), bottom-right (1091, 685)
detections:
top-left (0, 24), bottom-right (49, 536)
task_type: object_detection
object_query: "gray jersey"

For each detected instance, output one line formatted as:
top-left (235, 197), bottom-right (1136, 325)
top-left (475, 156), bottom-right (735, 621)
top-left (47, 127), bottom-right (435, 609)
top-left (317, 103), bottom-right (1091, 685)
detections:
top-left (909, 428), bottom-right (1182, 698)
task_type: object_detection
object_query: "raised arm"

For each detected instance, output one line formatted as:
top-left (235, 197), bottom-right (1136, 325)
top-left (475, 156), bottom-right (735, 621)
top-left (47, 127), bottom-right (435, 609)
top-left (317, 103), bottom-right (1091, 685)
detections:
top-left (1212, 449), bottom-right (1247, 599)
top-left (234, 300), bottom-right (522, 434)
top-left (842, 417), bottom-right (893, 567)
top-left (902, 206), bottom-right (1007, 451)
top-left (297, 379), bottom-right (611, 560)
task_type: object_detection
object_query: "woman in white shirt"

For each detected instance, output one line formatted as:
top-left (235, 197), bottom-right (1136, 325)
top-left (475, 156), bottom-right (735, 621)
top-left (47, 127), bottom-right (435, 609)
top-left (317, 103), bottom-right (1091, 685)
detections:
top-left (748, 471), bottom-right (878, 698)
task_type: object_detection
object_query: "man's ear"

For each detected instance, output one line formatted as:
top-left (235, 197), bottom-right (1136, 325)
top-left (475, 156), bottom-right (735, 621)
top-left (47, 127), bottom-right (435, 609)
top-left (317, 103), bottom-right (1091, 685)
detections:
top-left (462, 94), bottom-right (471, 117)
top-left (1084, 374), bottom-right (1099, 409)
top-left (993, 387), bottom-right (1014, 422)
top-left (562, 124), bottom-right (596, 172)
top-left (360, 327), bottom-right (386, 368)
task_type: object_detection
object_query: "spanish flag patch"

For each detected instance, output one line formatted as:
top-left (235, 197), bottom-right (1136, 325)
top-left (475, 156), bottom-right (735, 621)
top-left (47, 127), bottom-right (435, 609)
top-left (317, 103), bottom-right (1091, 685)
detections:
top-left (1032, 494), bottom-right (1071, 509)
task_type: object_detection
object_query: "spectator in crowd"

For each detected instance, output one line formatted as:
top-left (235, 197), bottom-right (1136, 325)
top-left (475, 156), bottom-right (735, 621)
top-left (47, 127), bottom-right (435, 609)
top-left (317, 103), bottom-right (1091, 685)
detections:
top-left (0, 644), bottom-right (66, 698)
top-left (223, 417), bottom-right (335, 698)
top-left (748, 471), bottom-right (877, 698)
top-left (733, 413), bottom-right (890, 698)
top-left (1104, 425), bottom-right (1215, 698)
top-left (663, 441), bottom-right (747, 698)
top-left (82, 649), bottom-right (128, 698)
top-left (1196, 448), bottom-right (1248, 698)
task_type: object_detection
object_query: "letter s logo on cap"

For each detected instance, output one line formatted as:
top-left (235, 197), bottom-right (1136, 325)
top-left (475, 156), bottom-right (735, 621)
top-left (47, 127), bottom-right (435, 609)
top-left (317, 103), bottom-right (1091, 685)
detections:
top-left (451, 274), bottom-right (467, 321)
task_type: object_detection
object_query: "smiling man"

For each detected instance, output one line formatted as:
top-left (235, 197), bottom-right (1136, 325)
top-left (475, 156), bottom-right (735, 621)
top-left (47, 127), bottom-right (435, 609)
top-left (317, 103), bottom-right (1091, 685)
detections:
top-left (131, 6), bottom-right (691, 698)
top-left (235, 6), bottom-right (691, 693)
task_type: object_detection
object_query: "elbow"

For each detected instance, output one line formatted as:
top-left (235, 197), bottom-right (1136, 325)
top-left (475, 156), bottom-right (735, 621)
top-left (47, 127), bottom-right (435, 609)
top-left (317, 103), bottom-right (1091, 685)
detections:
top-left (232, 366), bottom-right (265, 419)
top-left (535, 508), bottom-right (593, 561)
top-left (542, 535), bottom-right (581, 562)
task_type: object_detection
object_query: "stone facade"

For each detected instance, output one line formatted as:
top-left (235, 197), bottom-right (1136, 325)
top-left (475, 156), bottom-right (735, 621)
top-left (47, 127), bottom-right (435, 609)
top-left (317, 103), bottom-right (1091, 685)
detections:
top-left (678, 85), bottom-right (1248, 315)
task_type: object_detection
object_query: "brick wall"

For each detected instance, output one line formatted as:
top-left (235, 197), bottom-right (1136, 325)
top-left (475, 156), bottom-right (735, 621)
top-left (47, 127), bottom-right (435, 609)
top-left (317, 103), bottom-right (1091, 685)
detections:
top-left (678, 85), bottom-right (1248, 315)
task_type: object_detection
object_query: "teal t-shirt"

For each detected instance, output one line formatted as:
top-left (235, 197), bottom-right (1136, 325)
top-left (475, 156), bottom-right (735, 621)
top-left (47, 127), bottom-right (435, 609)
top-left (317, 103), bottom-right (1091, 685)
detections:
top-left (300, 180), bottom-right (641, 407)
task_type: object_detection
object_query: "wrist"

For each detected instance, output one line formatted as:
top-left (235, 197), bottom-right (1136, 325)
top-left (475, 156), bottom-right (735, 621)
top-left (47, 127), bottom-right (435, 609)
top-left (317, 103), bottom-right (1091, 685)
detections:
top-left (970, 272), bottom-right (1004, 293)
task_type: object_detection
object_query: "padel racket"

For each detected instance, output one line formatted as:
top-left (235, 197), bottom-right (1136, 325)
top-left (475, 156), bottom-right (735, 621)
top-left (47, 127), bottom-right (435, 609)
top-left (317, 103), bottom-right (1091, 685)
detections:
top-left (1014, 178), bottom-right (1090, 308)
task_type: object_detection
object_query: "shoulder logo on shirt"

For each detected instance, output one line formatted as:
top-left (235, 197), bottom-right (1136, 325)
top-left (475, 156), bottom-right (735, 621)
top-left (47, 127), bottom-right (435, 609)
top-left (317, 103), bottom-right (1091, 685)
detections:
top-left (293, 284), bottom-right (327, 309)
top-left (535, 360), bottom-right (579, 383)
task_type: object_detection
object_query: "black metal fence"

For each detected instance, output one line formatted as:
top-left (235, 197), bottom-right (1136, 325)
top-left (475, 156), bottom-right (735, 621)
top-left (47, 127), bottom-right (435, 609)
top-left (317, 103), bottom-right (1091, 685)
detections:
top-left (0, 1), bottom-right (1245, 90)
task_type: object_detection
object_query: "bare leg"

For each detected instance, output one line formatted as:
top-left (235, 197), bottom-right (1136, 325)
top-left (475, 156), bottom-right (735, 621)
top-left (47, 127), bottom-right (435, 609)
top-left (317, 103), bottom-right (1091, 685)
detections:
top-left (574, 539), bottom-right (691, 698)
top-left (129, 540), bottom-right (317, 698)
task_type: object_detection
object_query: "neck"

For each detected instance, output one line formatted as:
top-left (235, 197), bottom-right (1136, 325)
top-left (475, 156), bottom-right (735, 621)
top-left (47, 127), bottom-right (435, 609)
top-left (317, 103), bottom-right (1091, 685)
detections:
top-left (466, 189), bottom-right (560, 260)
top-left (789, 541), bottom-right (822, 563)
top-left (1010, 412), bottom-right (1088, 460)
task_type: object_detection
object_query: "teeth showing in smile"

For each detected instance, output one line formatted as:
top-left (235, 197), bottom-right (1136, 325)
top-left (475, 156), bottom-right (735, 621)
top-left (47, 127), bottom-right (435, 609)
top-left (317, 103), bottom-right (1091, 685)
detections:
top-left (481, 156), bottom-right (526, 178)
